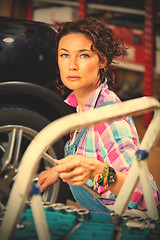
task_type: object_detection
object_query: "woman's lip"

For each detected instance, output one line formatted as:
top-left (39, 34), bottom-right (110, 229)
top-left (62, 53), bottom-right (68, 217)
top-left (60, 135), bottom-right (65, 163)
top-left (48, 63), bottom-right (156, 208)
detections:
top-left (67, 76), bottom-right (80, 80)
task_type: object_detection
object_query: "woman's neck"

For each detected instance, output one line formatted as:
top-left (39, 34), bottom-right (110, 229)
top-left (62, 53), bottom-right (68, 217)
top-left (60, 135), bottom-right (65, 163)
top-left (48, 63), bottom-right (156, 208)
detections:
top-left (75, 95), bottom-right (87, 112)
top-left (74, 89), bottom-right (92, 112)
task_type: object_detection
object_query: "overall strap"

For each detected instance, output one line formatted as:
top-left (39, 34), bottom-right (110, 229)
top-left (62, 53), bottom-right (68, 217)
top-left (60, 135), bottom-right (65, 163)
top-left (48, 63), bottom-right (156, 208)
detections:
top-left (64, 127), bottom-right (88, 157)
top-left (65, 101), bottom-right (116, 157)
top-left (73, 127), bottom-right (88, 148)
top-left (97, 100), bottom-right (117, 108)
top-left (98, 101), bottom-right (135, 130)
top-left (73, 101), bottom-right (116, 148)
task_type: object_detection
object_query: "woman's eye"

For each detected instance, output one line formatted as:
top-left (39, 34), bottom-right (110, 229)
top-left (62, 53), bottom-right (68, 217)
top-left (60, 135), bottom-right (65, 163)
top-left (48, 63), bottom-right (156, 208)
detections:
top-left (60, 53), bottom-right (69, 58)
top-left (81, 54), bottom-right (89, 58)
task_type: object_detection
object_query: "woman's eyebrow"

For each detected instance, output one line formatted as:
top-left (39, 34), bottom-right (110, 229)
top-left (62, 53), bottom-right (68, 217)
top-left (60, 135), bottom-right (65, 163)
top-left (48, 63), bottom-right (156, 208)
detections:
top-left (58, 48), bottom-right (68, 52)
top-left (58, 48), bottom-right (92, 52)
top-left (79, 49), bottom-right (91, 52)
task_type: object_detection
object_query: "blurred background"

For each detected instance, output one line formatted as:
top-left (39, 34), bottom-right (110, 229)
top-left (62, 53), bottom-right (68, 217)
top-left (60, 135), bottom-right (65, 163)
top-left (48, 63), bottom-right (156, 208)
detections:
top-left (0, 0), bottom-right (160, 196)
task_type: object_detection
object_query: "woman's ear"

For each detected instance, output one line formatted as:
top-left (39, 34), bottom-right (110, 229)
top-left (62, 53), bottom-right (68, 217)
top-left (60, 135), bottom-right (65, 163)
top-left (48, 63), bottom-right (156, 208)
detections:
top-left (99, 57), bottom-right (107, 69)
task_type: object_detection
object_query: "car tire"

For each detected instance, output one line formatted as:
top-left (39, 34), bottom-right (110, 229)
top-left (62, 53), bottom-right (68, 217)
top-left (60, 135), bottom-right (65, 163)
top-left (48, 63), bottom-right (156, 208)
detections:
top-left (0, 106), bottom-right (70, 208)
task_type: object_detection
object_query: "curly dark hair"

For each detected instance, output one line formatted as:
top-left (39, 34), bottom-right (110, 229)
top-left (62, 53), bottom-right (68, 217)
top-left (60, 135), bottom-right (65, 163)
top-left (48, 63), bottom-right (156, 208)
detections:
top-left (55, 17), bottom-right (126, 95)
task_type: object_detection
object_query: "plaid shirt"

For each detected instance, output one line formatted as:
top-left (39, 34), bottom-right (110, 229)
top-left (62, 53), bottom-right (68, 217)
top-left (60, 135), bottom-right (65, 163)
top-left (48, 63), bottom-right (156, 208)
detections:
top-left (65, 81), bottom-right (159, 209)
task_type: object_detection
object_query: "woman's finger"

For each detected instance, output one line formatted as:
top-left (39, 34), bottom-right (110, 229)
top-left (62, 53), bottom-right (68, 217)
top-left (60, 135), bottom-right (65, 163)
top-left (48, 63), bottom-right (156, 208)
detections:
top-left (39, 181), bottom-right (52, 193)
top-left (55, 155), bottom-right (94, 173)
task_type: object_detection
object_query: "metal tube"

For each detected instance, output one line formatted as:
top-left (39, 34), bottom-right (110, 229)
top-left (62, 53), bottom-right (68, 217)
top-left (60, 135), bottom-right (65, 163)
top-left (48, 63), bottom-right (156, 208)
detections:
top-left (0, 97), bottom-right (160, 239)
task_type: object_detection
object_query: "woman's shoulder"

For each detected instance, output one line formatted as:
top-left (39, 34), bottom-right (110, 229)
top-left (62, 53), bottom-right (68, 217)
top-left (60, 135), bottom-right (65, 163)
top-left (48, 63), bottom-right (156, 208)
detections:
top-left (96, 85), bottom-right (121, 108)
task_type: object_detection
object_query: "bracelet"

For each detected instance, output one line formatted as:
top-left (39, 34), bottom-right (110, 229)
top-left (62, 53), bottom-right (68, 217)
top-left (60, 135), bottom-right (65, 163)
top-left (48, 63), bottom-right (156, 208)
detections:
top-left (93, 163), bottom-right (110, 190)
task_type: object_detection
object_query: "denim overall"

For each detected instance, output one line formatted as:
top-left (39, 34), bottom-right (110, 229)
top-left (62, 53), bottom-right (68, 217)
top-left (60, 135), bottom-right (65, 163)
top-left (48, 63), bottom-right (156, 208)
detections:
top-left (64, 128), bottom-right (112, 213)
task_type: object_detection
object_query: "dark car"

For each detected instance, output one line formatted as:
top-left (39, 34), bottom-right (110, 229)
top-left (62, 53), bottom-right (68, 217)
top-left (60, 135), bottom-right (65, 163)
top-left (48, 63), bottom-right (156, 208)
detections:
top-left (0, 17), bottom-right (74, 209)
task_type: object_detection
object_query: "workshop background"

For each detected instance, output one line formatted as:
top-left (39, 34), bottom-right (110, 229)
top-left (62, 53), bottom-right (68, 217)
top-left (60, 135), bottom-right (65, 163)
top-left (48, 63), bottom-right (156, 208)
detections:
top-left (0, 0), bottom-right (160, 195)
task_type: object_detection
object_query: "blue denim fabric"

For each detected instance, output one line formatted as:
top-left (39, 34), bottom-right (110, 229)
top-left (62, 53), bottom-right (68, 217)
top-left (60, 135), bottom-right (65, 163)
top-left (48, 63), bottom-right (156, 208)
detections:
top-left (64, 128), bottom-right (112, 213)
top-left (69, 185), bottom-right (112, 213)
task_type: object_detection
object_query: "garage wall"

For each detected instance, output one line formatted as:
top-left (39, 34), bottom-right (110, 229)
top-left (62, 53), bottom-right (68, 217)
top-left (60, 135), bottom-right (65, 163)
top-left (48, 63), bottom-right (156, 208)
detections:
top-left (0, 0), bottom-right (29, 19)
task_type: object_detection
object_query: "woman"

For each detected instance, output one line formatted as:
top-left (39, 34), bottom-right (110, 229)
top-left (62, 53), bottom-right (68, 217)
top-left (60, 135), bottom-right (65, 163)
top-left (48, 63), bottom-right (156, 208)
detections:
top-left (38, 17), bottom-right (159, 216)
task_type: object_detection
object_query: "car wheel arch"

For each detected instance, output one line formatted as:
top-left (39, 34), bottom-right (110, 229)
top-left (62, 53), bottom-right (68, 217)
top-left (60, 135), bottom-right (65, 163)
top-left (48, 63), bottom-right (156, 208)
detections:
top-left (0, 81), bottom-right (74, 122)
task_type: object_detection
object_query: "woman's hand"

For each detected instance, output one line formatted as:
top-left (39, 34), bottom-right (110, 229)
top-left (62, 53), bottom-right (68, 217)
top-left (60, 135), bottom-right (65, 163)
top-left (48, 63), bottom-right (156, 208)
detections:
top-left (54, 155), bottom-right (104, 186)
top-left (37, 167), bottom-right (59, 192)
top-left (37, 155), bottom-right (104, 192)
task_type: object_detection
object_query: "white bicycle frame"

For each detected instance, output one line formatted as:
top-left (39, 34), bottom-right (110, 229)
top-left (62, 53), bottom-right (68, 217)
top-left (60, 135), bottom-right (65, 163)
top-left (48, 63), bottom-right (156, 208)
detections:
top-left (0, 96), bottom-right (160, 240)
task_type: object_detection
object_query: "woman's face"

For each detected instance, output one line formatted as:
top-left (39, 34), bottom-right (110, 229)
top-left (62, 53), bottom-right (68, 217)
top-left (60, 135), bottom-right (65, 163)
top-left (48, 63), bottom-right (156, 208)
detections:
top-left (58, 33), bottom-right (106, 95)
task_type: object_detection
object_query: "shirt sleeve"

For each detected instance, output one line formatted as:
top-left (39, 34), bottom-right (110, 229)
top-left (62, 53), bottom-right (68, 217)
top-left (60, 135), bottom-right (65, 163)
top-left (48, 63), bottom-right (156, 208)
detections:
top-left (94, 117), bottom-right (159, 210)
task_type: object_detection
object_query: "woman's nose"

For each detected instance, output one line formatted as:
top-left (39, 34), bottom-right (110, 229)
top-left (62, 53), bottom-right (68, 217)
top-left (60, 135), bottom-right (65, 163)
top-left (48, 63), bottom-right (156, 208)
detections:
top-left (69, 58), bottom-right (78, 70)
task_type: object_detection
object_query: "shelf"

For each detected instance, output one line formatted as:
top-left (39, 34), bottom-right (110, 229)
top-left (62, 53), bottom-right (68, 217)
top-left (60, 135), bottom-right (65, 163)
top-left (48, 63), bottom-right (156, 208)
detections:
top-left (112, 61), bottom-right (145, 72)
top-left (112, 61), bottom-right (160, 76)
top-left (33, 0), bottom-right (78, 8)
top-left (34, 0), bottom-right (145, 15)
top-left (87, 3), bottom-right (145, 15)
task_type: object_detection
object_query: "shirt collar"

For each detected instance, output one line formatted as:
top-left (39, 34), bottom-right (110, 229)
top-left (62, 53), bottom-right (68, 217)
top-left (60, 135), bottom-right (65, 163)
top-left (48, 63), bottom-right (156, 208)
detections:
top-left (64, 79), bottom-right (108, 111)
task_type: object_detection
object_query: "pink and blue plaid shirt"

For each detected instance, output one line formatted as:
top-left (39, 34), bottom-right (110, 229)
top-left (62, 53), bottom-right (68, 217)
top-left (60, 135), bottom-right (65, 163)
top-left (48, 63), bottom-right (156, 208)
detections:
top-left (65, 80), bottom-right (159, 209)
